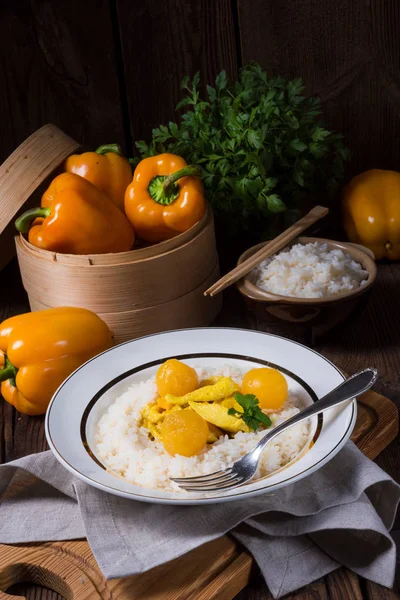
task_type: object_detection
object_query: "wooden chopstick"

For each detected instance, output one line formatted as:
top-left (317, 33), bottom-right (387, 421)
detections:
top-left (205, 205), bottom-right (329, 297)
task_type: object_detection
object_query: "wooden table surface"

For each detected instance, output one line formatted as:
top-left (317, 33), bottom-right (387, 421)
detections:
top-left (1, 257), bottom-right (399, 600)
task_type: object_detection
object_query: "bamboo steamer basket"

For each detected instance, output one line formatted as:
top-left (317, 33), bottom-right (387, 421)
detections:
top-left (28, 263), bottom-right (220, 341)
top-left (0, 125), bottom-right (222, 342)
top-left (15, 208), bottom-right (217, 312)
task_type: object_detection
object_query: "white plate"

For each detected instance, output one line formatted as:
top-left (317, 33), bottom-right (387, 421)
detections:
top-left (45, 328), bottom-right (356, 505)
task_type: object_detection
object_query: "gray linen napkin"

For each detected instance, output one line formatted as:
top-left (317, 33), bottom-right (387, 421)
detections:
top-left (0, 441), bottom-right (399, 599)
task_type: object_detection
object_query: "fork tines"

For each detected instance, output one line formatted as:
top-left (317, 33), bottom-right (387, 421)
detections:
top-left (170, 468), bottom-right (245, 491)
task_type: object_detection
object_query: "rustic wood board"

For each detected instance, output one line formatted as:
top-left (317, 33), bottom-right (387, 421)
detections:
top-left (0, 537), bottom-right (253, 600)
top-left (0, 387), bottom-right (397, 600)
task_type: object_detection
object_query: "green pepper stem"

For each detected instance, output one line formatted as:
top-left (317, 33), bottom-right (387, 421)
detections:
top-left (148, 165), bottom-right (201, 206)
top-left (0, 366), bottom-right (16, 383)
top-left (163, 165), bottom-right (201, 193)
top-left (0, 355), bottom-right (18, 384)
top-left (15, 207), bottom-right (51, 234)
top-left (96, 144), bottom-right (123, 156)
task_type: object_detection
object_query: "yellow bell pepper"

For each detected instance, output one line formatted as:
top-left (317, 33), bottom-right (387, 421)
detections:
top-left (342, 169), bottom-right (400, 260)
top-left (0, 307), bottom-right (113, 415)
top-left (15, 173), bottom-right (135, 255)
top-left (124, 153), bottom-right (206, 243)
top-left (65, 144), bottom-right (132, 211)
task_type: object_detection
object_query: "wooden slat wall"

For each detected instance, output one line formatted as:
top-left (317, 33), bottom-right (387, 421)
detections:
top-left (116, 0), bottom-right (238, 143)
top-left (0, 0), bottom-right (400, 229)
top-left (0, 0), bottom-right (127, 163)
top-left (1, 1), bottom-right (400, 180)
top-left (237, 0), bottom-right (400, 177)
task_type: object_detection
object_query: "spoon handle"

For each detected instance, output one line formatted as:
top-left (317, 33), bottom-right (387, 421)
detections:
top-left (254, 369), bottom-right (378, 455)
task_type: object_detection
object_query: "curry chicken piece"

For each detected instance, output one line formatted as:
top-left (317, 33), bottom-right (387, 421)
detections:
top-left (162, 377), bottom-right (240, 406)
top-left (140, 376), bottom-right (241, 445)
top-left (189, 400), bottom-right (250, 433)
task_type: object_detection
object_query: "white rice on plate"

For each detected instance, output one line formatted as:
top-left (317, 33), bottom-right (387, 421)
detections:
top-left (95, 365), bottom-right (311, 493)
top-left (251, 241), bottom-right (368, 298)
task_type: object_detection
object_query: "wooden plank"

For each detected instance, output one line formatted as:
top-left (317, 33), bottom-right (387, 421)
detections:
top-left (365, 580), bottom-right (400, 599)
top-left (352, 388), bottom-right (399, 460)
top-left (0, 0), bottom-right (128, 164)
top-left (325, 568), bottom-right (362, 600)
top-left (237, 0), bottom-right (400, 177)
top-left (0, 537), bottom-right (250, 600)
top-left (5, 585), bottom-right (61, 600)
top-left (116, 0), bottom-right (238, 142)
top-left (186, 554), bottom-right (252, 600)
top-left (233, 577), bottom-right (328, 599)
top-left (287, 580), bottom-right (328, 599)
top-left (375, 435), bottom-right (400, 485)
top-left (319, 263), bottom-right (400, 398)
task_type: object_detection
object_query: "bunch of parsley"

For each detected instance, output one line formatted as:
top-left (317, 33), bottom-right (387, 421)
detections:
top-left (135, 63), bottom-right (349, 239)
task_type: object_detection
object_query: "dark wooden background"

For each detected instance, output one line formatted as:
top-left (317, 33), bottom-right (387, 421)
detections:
top-left (1, 0), bottom-right (400, 176)
top-left (1, 2), bottom-right (400, 599)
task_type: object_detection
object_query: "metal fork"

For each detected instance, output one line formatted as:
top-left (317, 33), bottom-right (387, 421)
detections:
top-left (170, 368), bottom-right (378, 492)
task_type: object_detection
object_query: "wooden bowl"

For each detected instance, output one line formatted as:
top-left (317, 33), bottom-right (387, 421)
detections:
top-left (236, 237), bottom-right (377, 333)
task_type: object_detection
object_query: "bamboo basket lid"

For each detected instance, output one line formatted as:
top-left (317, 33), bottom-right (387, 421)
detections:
top-left (0, 124), bottom-right (80, 237)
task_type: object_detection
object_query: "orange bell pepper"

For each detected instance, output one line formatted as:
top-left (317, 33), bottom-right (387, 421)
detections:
top-left (342, 169), bottom-right (400, 260)
top-left (0, 307), bottom-right (113, 415)
top-left (15, 173), bottom-right (135, 254)
top-left (65, 144), bottom-right (132, 211)
top-left (124, 153), bottom-right (206, 243)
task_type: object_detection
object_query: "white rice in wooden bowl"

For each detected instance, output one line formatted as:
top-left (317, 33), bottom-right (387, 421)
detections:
top-left (250, 241), bottom-right (368, 298)
top-left (95, 365), bottom-right (310, 492)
